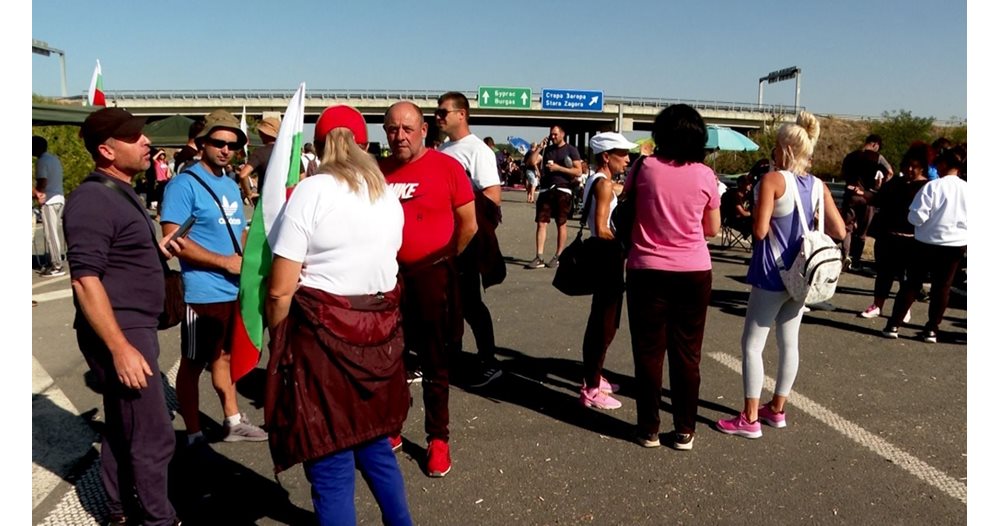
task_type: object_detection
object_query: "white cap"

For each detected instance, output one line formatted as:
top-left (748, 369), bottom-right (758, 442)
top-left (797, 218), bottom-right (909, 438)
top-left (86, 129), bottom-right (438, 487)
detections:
top-left (590, 132), bottom-right (638, 154)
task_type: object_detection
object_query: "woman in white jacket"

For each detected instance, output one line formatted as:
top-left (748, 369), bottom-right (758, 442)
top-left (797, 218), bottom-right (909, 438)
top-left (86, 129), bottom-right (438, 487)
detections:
top-left (882, 146), bottom-right (967, 343)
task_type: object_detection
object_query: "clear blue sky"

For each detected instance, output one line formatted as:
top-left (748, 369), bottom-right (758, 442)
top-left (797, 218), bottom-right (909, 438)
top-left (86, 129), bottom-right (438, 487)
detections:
top-left (30, 0), bottom-right (968, 144)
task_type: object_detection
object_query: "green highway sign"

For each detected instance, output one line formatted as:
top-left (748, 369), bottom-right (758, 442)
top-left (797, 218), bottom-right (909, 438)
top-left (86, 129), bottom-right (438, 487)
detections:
top-left (478, 86), bottom-right (532, 109)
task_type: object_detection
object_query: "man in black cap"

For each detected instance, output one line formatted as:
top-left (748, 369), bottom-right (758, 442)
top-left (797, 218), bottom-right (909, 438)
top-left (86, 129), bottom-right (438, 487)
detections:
top-left (63, 108), bottom-right (179, 526)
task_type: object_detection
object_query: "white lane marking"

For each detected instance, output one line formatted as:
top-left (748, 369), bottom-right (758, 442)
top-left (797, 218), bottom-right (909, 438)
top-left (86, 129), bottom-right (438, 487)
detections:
top-left (33, 289), bottom-right (74, 303)
top-left (33, 275), bottom-right (71, 289)
top-left (38, 357), bottom-right (182, 524)
top-left (708, 351), bottom-right (967, 504)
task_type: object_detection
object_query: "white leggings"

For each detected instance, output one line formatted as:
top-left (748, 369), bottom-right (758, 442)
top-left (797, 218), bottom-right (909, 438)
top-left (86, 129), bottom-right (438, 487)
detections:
top-left (741, 287), bottom-right (805, 399)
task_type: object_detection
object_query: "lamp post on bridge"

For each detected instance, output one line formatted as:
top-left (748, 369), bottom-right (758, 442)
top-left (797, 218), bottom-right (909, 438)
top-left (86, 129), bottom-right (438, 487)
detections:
top-left (757, 66), bottom-right (801, 112)
top-left (32, 39), bottom-right (68, 98)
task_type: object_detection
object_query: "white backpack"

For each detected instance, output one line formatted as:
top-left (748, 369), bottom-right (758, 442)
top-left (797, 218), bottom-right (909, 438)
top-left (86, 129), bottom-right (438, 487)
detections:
top-left (768, 171), bottom-right (842, 304)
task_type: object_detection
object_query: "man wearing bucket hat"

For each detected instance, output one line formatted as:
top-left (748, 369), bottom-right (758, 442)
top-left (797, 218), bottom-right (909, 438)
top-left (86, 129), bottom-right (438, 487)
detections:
top-left (64, 107), bottom-right (179, 525)
top-left (161, 109), bottom-right (267, 449)
top-left (238, 115), bottom-right (281, 202)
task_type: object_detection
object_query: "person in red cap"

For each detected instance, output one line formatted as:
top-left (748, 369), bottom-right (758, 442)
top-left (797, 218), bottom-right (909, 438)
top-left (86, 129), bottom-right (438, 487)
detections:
top-left (63, 107), bottom-right (179, 525)
top-left (265, 105), bottom-right (412, 525)
top-left (380, 101), bottom-right (477, 478)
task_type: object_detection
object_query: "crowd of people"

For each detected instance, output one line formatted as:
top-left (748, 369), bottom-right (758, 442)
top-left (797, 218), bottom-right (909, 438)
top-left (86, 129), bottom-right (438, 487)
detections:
top-left (48, 96), bottom-right (967, 525)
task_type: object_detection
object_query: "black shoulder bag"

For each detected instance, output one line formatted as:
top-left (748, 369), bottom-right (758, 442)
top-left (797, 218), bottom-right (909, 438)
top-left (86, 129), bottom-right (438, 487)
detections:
top-left (610, 155), bottom-right (647, 253)
top-left (183, 170), bottom-right (244, 256)
top-left (552, 178), bottom-right (600, 296)
top-left (84, 175), bottom-right (185, 330)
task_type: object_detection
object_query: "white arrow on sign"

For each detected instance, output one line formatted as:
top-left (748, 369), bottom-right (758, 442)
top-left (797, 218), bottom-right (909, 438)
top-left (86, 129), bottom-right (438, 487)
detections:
top-left (589, 95), bottom-right (599, 106)
top-left (521, 92), bottom-right (528, 105)
top-left (483, 91), bottom-right (490, 104)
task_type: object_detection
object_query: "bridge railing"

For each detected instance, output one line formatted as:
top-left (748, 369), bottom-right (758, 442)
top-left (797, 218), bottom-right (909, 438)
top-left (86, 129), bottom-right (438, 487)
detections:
top-left (105, 89), bottom-right (798, 113)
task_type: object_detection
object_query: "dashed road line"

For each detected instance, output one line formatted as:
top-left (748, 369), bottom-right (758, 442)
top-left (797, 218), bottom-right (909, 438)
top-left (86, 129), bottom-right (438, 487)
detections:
top-left (708, 351), bottom-right (967, 504)
top-left (37, 359), bottom-right (181, 525)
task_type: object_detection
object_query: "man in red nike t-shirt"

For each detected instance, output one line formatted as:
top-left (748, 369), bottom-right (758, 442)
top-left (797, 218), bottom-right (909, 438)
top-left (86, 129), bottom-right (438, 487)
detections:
top-left (379, 101), bottom-right (476, 478)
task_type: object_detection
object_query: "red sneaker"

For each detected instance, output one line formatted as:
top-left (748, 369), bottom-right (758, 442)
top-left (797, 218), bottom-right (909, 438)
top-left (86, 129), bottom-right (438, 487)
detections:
top-left (388, 434), bottom-right (402, 453)
top-left (426, 439), bottom-right (452, 477)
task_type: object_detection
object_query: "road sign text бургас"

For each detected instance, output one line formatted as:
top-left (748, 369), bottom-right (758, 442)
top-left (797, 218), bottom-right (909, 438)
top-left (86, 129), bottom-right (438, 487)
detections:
top-left (478, 86), bottom-right (531, 109)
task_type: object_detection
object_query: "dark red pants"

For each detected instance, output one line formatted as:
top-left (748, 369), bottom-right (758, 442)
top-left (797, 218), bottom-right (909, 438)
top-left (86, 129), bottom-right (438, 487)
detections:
top-left (581, 239), bottom-right (625, 388)
top-left (626, 268), bottom-right (712, 436)
top-left (401, 260), bottom-right (457, 441)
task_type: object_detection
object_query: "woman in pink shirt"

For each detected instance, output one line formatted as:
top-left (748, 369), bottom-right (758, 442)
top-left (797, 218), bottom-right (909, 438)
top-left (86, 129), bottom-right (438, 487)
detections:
top-left (625, 104), bottom-right (721, 451)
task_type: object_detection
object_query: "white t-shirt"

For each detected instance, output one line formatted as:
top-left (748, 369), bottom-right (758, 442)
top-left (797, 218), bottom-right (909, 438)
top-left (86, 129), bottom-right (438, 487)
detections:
top-left (438, 134), bottom-right (502, 191)
top-left (909, 175), bottom-right (967, 246)
top-left (270, 172), bottom-right (404, 296)
top-left (582, 172), bottom-right (618, 237)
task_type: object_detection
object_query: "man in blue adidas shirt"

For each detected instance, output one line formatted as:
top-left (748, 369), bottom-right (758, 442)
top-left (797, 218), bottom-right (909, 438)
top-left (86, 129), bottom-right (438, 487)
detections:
top-left (160, 109), bottom-right (267, 448)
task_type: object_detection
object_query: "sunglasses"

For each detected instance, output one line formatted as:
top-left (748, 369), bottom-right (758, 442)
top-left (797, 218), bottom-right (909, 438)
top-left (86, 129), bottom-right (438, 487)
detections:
top-left (204, 137), bottom-right (241, 150)
top-left (434, 108), bottom-right (461, 119)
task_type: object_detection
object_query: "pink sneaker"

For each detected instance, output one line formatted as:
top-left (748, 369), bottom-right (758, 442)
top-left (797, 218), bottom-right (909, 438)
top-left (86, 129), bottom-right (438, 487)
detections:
top-left (579, 386), bottom-right (622, 410)
top-left (859, 304), bottom-right (880, 318)
top-left (715, 412), bottom-right (762, 439)
top-left (599, 376), bottom-right (620, 394)
top-left (758, 404), bottom-right (787, 428)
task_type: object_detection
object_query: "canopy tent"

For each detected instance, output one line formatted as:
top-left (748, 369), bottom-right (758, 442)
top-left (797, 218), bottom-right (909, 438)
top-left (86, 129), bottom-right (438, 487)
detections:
top-left (32, 102), bottom-right (99, 126)
top-left (143, 115), bottom-right (195, 147)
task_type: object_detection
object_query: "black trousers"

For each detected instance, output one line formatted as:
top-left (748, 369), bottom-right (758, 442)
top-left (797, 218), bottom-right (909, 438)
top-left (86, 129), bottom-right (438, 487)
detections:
top-left (452, 247), bottom-right (496, 362)
top-left (77, 325), bottom-right (177, 525)
top-left (888, 241), bottom-right (966, 332)
top-left (626, 268), bottom-right (712, 436)
top-left (872, 234), bottom-right (914, 300)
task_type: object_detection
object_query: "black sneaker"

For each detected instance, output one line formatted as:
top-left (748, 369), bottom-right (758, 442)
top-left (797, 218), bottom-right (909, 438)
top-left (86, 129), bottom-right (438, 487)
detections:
top-left (40, 266), bottom-right (66, 277)
top-left (469, 360), bottom-right (503, 388)
top-left (882, 326), bottom-right (899, 339)
top-left (406, 369), bottom-right (424, 385)
top-left (668, 431), bottom-right (694, 451)
top-left (919, 330), bottom-right (938, 344)
top-left (524, 256), bottom-right (545, 269)
top-left (545, 256), bottom-right (560, 268)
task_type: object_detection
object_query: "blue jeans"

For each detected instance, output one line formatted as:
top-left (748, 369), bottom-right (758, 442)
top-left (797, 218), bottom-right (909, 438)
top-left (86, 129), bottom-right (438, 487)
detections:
top-left (303, 437), bottom-right (412, 526)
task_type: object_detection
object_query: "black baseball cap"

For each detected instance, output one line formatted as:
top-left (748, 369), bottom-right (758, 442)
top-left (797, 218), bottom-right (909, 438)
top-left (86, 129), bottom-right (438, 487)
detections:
top-left (80, 108), bottom-right (147, 155)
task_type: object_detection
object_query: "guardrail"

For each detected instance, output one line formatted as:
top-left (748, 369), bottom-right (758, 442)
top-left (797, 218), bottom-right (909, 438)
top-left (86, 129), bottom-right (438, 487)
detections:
top-left (103, 89), bottom-right (798, 114)
top-left (96, 90), bottom-right (964, 126)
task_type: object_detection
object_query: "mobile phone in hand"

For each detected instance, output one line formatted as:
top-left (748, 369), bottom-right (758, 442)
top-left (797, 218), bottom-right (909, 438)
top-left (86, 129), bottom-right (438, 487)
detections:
top-left (171, 216), bottom-right (196, 241)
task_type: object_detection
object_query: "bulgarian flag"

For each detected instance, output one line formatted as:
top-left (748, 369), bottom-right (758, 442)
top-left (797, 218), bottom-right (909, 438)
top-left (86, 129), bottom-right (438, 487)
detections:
top-left (87, 60), bottom-right (106, 107)
top-left (230, 82), bottom-right (306, 381)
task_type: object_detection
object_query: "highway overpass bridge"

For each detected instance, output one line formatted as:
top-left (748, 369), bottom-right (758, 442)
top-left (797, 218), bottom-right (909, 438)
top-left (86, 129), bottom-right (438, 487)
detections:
top-left (102, 89), bottom-right (798, 148)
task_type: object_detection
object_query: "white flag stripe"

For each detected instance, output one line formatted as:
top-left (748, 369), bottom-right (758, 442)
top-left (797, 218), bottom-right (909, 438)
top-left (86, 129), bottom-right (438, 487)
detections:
top-left (87, 60), bottom-right (101, 106)
top-left (262, 83), bottom-right (306, 239)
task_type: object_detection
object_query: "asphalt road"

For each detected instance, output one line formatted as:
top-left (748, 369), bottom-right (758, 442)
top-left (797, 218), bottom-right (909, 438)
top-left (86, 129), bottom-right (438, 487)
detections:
top-left (32, 188), bottom-right (967, 525)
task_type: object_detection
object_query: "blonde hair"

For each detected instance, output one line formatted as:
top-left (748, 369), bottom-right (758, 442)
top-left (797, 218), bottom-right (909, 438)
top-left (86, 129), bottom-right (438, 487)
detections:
top-left (776, 111), bottom-right (820, 176)
top-left (315, 128), bottom-right (386, 202)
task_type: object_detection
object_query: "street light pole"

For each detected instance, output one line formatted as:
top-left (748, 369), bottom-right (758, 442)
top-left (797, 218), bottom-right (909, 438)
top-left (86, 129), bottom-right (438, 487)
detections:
top-left (32, 39), bottom-right (68, 98)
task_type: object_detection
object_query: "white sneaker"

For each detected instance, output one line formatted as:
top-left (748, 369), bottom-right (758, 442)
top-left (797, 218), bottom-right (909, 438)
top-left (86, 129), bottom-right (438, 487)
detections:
top-left (859, 304), bottom-right (880, 318)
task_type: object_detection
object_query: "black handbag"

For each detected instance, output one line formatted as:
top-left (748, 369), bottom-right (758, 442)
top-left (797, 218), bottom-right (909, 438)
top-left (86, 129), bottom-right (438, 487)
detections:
top-left (552, 179), bottom-right (600, 296)
top-left (610, 155), bottom-right (647, 252)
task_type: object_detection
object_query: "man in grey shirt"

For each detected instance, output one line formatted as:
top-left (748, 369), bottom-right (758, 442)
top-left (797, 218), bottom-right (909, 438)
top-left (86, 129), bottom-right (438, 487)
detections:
top-left (33, 136), bottom-right (66, 277)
